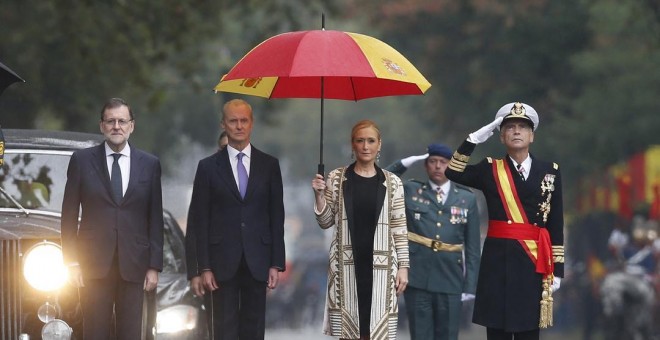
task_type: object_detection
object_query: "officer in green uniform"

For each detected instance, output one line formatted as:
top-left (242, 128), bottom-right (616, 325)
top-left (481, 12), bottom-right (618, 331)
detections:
top-left (385, 144), bottom-right (481, 340)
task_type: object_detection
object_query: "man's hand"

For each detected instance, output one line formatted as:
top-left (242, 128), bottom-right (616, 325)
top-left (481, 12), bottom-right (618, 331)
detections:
top-left (468, 117), bottom-right (504, 144)
top-left (190, 276), bottom-right (205, 296)
top-left (551, 277), bottom-right (561, 293)
top-left (144, 269), bottom-right (158, 291)
top-left (68, 264), bottom-right (84, 288)
top-left (401, 153), bottom-right (429, 168)
top-left (201, 270), bottom-right (219, 292)
top-left (395, 268), bottom-right (408, 296)
top-left (267, 267), bottom-right (280, 289)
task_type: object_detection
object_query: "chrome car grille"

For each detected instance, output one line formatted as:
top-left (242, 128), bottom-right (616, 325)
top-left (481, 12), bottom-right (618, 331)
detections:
top-left (0, 239), bottom-right (21, 340)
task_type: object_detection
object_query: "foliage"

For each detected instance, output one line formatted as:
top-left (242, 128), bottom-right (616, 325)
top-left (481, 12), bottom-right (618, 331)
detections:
top-left (1, 0), bottom-right (658, 213)
top-left (0, 0), bottom-right (338, 155)
top-left (560, 0), bottom-right (660, 174)
top-left (345, 0), bottom-right (659, 208)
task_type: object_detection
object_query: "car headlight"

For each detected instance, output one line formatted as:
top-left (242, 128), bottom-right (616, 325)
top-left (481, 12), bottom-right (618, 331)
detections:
top-left (41, 319), bottom-right (72, 340)
top-left (23, 241), bottom-right (68, 292)
top-left (156, 305), bottom-right (198, 334)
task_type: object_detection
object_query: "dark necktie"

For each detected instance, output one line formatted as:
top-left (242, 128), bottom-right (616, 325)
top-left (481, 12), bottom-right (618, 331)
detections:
top-left (516, 164), bottom-right (526, 181)
top-left (111, 153), bottom-right (123, 203)
top-left (237, 152), bottom-right (248, 198)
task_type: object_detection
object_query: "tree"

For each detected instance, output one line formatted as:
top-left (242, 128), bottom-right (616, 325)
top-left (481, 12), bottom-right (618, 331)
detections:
top-left (0, 0), bottom-right (338, 157)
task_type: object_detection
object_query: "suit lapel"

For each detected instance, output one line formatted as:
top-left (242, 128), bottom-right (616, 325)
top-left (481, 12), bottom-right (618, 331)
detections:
top-left (216, 148), bottom-right (242, 200)
top-left (122, 145), bottom-right (143, 202)
top-left (244, 147), bottom-right (264, 201)
top-left (91, 143), bottom-right (115, 203)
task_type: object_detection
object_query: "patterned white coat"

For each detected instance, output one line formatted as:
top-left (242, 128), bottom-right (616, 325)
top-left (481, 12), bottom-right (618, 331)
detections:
top-left (315, 166), bottom-right (409, 340)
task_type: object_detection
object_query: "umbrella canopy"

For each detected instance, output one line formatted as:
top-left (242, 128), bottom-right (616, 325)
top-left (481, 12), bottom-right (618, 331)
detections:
top-left (0, 61), bottom-right (25, 96)
top-left (214, 29), bottom-right (431, 174)
top-left (215, 30), bottom-right (430, 99)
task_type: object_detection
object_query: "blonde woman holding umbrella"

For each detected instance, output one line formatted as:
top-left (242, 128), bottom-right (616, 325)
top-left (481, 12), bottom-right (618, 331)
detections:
top-left (312, 119), bottom-right (409, 340)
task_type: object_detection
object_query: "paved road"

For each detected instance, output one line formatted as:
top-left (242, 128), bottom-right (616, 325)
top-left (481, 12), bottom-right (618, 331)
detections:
top-left (266, 325), bottom-right (579, 340)
top-left (265, 325), bottom-right (483, 340)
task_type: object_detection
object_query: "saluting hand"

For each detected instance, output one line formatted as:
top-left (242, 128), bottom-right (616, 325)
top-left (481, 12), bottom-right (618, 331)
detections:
top-left (401, 153), bottom-right (428, 168)
top-left (468, 116), bottom-right (504, 144)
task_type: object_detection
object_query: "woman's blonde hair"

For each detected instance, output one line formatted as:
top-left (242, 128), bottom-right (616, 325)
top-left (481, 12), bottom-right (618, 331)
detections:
top-left (351, 119), bottom-right (381, 141)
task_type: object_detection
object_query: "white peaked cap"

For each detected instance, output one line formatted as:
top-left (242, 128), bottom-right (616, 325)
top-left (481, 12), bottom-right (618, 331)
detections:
top-left (495, 102), bottom-right (539, 131)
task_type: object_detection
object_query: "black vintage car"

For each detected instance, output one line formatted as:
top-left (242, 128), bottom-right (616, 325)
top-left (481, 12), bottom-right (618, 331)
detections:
top-left (0, 129), bottom-right (208, 340)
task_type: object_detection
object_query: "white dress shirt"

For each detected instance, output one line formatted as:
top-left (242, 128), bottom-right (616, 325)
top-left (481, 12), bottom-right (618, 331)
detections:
top-left (510, 154), bottom-right (532, 180)
top-left (430, 180), bottom-right (451, 205)
top-left (226, 144), bottom-right (251, 188)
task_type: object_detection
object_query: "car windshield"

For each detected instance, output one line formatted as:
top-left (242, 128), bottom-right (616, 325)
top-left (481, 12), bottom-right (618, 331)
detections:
top-left (0, 150), bottom-right (71, 212)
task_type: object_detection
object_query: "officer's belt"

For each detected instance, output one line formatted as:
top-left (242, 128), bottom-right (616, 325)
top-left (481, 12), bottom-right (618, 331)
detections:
top-left (408, 232), bottom-right (463, 252)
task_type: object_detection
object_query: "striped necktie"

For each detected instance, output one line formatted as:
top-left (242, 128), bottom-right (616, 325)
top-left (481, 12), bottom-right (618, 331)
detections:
top-left (516, 164), bottom-right (526, 181)
top-left (436, 188), bottom-right (444, 204)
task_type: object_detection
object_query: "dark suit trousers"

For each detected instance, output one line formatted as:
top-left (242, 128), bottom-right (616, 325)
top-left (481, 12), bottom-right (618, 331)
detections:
top-left (212, 255), bottom-right (267, 340)
top-left (79, 254), bottom-right (144, 340)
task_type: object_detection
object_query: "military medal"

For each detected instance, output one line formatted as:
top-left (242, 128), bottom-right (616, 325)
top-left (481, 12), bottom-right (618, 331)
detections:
top-left (449, 206), bottom-right (469, 224)
top-left (538, 173), bottom-right (555, 223)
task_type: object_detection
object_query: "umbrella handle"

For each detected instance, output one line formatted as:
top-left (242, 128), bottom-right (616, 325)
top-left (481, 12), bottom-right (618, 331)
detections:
top-left (317, 163), bottom-right (324, 176)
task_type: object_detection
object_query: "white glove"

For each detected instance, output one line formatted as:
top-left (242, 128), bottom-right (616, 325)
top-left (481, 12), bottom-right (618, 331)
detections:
top-left (467, 117), bottom-right (504, 144)
top-left (461, 293), bottom-right (475, 302)
top-left (401, 153), bottom-right (429, 168)
top-left (551, 277), bottom-right (561, 293)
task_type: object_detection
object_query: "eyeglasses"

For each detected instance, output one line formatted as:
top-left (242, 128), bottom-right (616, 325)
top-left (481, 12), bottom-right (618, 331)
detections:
top-left (102, 119), bottom-right (133, 127)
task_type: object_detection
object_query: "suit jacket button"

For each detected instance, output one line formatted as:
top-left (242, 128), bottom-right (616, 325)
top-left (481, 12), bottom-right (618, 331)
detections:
top-left (241, 222), bottom-right (245, 227)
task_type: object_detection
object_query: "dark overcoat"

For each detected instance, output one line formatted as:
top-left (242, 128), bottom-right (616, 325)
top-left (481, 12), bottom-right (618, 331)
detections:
top-left (445, 140), bottom-right (564, 332)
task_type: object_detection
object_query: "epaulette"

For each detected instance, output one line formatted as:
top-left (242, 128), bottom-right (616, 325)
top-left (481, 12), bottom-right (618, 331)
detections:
top-left (553, 162), bottom-right (559, 170)
top-left (454, 183), bottom-right (474, 192)
top-left (487, 157), bottom-right (493, 163)
top-left (407, 179), bottom-right (425, 185)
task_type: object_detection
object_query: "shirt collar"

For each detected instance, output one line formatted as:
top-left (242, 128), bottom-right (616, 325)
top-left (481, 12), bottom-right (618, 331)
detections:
top-left (429, 180), bottom-right (451, 194)
top-left (227, 144), bottom-right (252, 159)
top-left (104, 142), bottom-right (131, 158)
top-left (509, 154), bottom-right (531, 172)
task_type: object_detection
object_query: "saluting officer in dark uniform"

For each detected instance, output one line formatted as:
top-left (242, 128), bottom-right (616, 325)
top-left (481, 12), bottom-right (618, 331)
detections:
top-left (386, 144), bottom-right (481, 340)
top-left (445, 102), bottom-right (564, 340)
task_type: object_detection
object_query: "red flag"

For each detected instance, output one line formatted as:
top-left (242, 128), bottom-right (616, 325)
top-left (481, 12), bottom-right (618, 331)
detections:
top-left (616, 175), bottom-right (633, 219)
top-left (650, 182), bottom-right (660, 220)
top-left (628, 153), bottom-right (646, 204)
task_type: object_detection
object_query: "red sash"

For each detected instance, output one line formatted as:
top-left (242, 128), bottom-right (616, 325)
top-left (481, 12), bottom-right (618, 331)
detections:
top-left (490, 159), bottom-right (554, 276)
top-left (488, 221), bottom-right (554, 275)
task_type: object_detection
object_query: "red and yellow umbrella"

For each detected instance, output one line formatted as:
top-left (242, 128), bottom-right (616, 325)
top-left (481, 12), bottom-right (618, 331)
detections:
top-left (214, 29), bottom-right (431, 173)
top-left (215, 30), bottom-right (430, 99)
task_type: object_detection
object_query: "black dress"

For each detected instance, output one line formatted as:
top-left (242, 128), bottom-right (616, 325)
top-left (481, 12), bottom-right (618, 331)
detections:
top-left (348, 169), bottom-right (380, 336)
